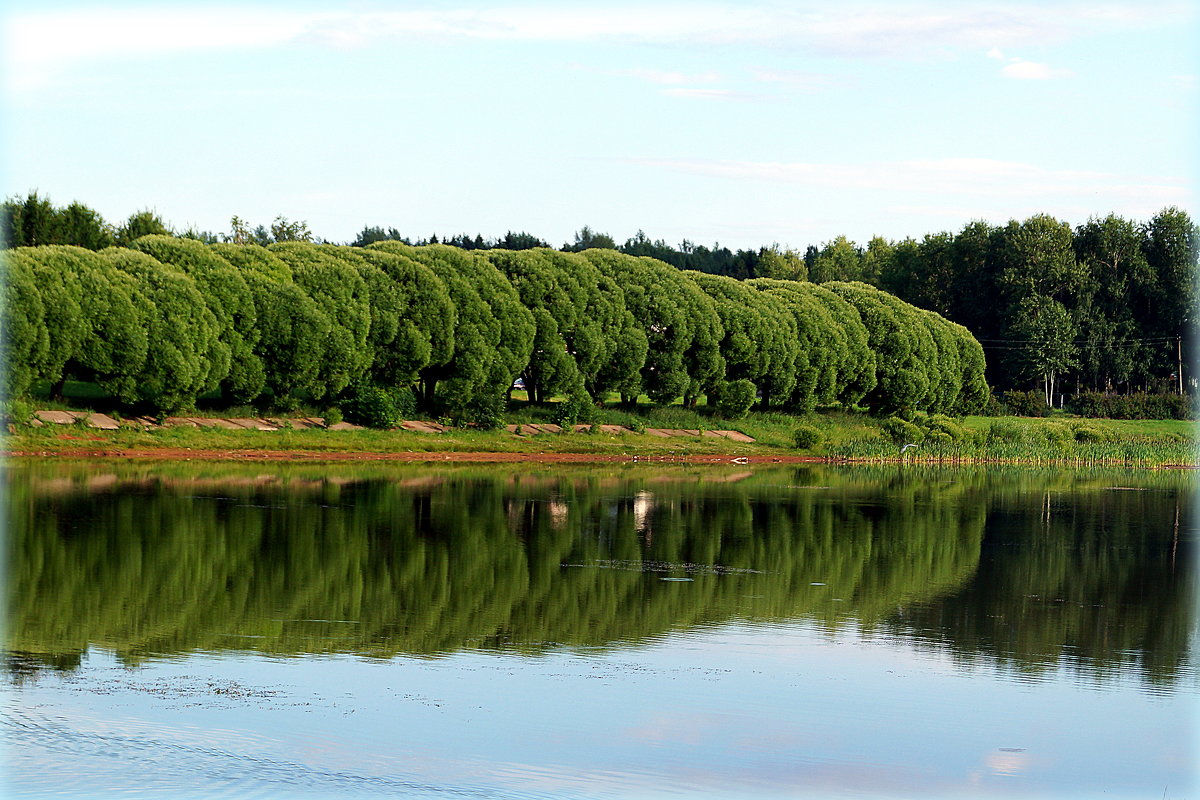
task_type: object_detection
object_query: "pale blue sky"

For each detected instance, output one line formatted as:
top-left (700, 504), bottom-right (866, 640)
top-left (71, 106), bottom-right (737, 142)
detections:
top-left (3, 1), bottom-right (1197, 249)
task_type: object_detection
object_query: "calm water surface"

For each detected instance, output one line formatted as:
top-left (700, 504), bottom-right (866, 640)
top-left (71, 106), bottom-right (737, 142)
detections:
top-left (3, 461), bottom-right (1196, 799)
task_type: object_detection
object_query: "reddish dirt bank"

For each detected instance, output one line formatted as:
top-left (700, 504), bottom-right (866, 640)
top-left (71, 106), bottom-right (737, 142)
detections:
top-left (3, 447), bottom-right (832, 465)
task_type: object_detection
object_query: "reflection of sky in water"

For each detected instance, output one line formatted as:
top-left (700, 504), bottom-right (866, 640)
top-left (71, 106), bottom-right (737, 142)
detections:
top-left (7, 619), bottom-right (1195, 799)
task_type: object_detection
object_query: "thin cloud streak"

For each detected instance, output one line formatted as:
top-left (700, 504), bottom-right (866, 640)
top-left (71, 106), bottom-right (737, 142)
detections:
top-left (628, 156), bottom-right (1189, 201)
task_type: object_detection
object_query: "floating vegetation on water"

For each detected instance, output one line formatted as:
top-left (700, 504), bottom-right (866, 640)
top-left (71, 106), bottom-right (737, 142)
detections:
top-left (562, 559), bottom-right (766, 575)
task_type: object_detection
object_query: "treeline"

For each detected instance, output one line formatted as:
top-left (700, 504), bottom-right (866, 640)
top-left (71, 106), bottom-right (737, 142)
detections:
top-left (0, 237), bottom-right (987, 423)
top-left (6, 192), bottom-right (1191, 400)
top-left (366, 212), bottom-right (1198, 401)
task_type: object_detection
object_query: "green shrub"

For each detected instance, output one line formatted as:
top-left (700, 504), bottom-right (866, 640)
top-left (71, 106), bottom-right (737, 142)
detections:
top-left (924, 430), bottom-right (954, 448)
top-left (322, 406), bottom-right (344, 426)
top-left (1, 397), bottom-right (34, 426)
top-left (999, 390), bottom-right (1049, 417)
top-left (987, 419), bottom-right (1026, 444)
top-left (792, 424), bottom-right (823, 449)
top-left (460, 391), bottom-right (505, 430)
top-left (1042, 423), bottom-right (1074, 447)
top-left (340, 381), bottom-right (406, 429)
top-left (1070, 422), bottom-right (1105, 442)
top-left (881, 416), bottom-right (924, 445)
top-left (709, 379), bottom-right (756, 420)
top-left (923, 413), bottom-right (965, 441)
top-left (978, 391), bottom-right (1004, 417)
top-left (1068, 391), bottom-right (1194, 420)
top-left (552, 393), bottom-right (595, 427)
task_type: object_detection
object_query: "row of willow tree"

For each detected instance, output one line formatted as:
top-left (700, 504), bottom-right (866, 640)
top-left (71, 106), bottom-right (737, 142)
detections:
top-left (0, 236), bottom-right (987, 422)
top-left (4, 193), bottom-right (1193, 400)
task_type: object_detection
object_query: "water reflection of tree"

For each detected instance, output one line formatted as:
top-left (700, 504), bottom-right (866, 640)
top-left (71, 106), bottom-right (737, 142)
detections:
top-left (882, 485), bottom-right (1194, 689)
top-left (5, 463), bottom-right (1193, 691)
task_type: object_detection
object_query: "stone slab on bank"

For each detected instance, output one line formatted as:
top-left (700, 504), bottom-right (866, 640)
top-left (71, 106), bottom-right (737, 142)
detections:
top-left (29, 411), bottom-right (755, 442)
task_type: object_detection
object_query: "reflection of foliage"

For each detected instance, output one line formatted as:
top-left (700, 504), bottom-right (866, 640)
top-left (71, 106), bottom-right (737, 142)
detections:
top-left (883, 481), bottom-right (1194, 689)
top-left (5, 463), bottom-right (1194, 692)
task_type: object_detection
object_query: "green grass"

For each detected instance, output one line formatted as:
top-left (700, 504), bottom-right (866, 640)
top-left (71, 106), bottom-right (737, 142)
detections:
top-left (5, 392), bottom-right (1195, 467)
top-left (825, 415), bottom-right (1197, 467)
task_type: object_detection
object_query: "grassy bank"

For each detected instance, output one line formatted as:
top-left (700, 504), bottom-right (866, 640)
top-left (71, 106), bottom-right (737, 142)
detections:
top-left (3, 400), bottom-right (1195, 467)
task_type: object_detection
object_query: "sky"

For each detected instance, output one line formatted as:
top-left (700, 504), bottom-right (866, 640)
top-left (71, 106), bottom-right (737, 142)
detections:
top-left (3, 0), bottom-right (1197, 250)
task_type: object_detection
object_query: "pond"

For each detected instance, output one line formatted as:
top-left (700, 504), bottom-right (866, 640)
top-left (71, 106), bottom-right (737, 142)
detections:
top-left (3, 460), bottom-right (1196, 799)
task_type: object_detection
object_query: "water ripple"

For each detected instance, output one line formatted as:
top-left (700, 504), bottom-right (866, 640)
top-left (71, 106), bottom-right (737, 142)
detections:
top-left (3, 708), bottom-right (515, 799)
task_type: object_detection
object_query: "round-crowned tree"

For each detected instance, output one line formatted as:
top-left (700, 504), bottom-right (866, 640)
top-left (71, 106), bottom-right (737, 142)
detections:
top-left (210, 243), bottom-right (332, 408)
top-left (357, 247), bottom-right (456, 382)
top-left (950, 320), bottom-right (989, 413)
top-left (584, 250), bottom-right (723, 405)
top-left (368, 242), bottom-right (507, 420)
top-left (101, 247), bottom-right (222, 412)
top-left (131, 235), bottom-right (261, 403)
top-left (26, 245), bottom-right (149, 402)
top-left (747, 278), bottom-right (827, 412)
top-left (483, 248), bottom-right (590, 405)
top-left (15, 247), bottom-right (85, 394)
top-left (268, 241), bottom-right (373, 400)
top-left (825, 281), bottom-right (928, 415)
top-left (918, 309), bottom-right (963, 414)
top-left (0, 250), bottom-right (49, 398)
top-left (688, 271), bottom-right (799, 408)
top-left (800, 283), bottom-right (876, 407)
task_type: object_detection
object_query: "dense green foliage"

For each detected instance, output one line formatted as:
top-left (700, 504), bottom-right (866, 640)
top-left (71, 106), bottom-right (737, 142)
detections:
top-left (16, 246), bottom-right (148, 403)
top-left (5, 192), bottom-right (1194, 412)
top-left (367, 241), bottom-right (530, 423)
top-left (131, 236), bottom-right (260, 402)
top-left (480, 248), bottom-right (643, 408)
top-left (267, 242), bottom-right (372, 400)
top-left (0, 251), bottom-right (49, 398)
top-left (101, 248), bottom-right (223, 410)
top-left (878, 209), bottom-right (1198, 398)
top-left (344, 212), bottom-right (1195, 402)
top-left (4, 235), bottom-right (990, 420)
top-left (209, 243), bottom-right (326, 407)
top-left (1068, 391), bottom-right (1193, 420)
top-left (584, 250), bottom-right (725, 405)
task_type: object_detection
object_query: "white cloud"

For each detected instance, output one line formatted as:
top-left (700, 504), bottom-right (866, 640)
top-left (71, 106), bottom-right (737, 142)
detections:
top-left (1000, 59), bottom-right (1074, 79)
top-left (7, 1), bottom-right (1189, 93)
top-left (5, 6), bottom-right (318, 92)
